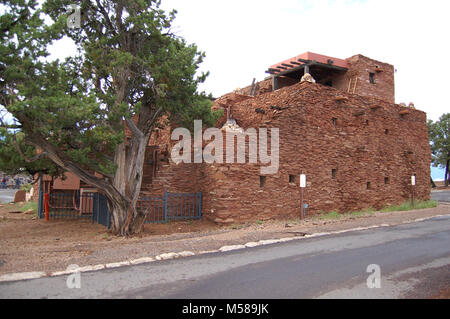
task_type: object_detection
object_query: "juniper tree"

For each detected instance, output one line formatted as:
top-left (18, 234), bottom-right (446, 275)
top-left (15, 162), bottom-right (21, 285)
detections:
top-left (0, 0), bottom-right (220, 235)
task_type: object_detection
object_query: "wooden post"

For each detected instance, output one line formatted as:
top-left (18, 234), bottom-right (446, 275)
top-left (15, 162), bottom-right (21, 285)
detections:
top-left (164, 191), bottom-right (168, 223)
top-left (304, 64), bottom-right (310, 75)
top-left (250, 78), bottom-right (256, 96)
top-left (44, 193), bottom-right (50, 221)
top-left (300, 188), bottom-right (304, 219)
top-left (300, 174), bottom-right (306, 219)
top-left (272, 76), bottom-right (278, 91)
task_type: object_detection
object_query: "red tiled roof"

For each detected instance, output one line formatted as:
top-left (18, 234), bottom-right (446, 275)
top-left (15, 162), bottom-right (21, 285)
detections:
top-left (269, 52), bottom-right (348, 73)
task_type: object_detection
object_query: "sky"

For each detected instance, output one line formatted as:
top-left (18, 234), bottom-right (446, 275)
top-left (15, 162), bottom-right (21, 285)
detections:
top-left (23, 0), bottom-right (450, 179)
top-left (49, 0), bottom-right (450, 123)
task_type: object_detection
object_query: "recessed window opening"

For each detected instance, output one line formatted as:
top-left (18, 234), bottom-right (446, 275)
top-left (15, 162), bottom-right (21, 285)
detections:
top-left (289, 175), bottom-right (295, 184)
top-left (366, 182), bottom-right (371, 190)
top-left (260, 176), bottom-right (267, 188)
top-left (332, 169), bottom-right (337, 179)
top-left (385, 129), bottom-right (389, 135)
top-left (385, 177), bottom-right (389, 184)
top-left (369, 72), bottom-right (375, 84)
top-left (332, 118), bottom-right (337, 126)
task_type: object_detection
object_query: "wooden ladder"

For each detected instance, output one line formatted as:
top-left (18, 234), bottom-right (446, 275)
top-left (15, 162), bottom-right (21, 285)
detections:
top-left (347, 77), bottom-right (358, 94)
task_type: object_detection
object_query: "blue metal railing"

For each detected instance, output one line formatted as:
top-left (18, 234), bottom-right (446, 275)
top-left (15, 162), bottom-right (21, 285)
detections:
top-left (38, 191), bottom-right (202, 228)
top-left (139, 192), bottom-right (203, 224)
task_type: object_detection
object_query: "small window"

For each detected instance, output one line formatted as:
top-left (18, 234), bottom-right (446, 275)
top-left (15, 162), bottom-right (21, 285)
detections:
top-left (385, 129), bottom-right (389, 135)
top-left (366, 182), bottom-right (371, 190)
top-left (366, 119), bottom-right (369, 125)
top-left (260, 176), bottom-right (266, 188)
top-left (332, 118), bottom-right (337, 126)
top-left (289, 175), bottom-right (295, 184)
top-left (332, 169), bottom-right (337, 179)
top-left (384, 177), bottom-right (389, 184)
top-left (369, 73), bottom-right (375, 84)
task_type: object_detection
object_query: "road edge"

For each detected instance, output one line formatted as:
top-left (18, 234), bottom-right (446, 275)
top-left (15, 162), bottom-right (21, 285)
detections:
top-left (0, 214), bottom-right (447, 283)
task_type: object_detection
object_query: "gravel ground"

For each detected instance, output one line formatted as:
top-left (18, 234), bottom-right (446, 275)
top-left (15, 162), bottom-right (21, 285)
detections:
top-left (1, 202), bottom-right (450, 278)
top-left (401, 265), bottom-right (450, 299)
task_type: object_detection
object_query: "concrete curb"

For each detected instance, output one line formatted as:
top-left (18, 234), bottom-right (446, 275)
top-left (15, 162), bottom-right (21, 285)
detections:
top-left (0, 214), bottom-right (447, 283)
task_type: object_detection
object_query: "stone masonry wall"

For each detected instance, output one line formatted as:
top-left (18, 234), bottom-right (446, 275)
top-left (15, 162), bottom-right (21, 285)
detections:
top-left (234, 55), bottom-right (395, 104)
top-left (334, 54), bottom-right (395, 103)
top-left (201, 81), bottom-right (430, 224)
top-left (143, 73), bottom-right (428, 225)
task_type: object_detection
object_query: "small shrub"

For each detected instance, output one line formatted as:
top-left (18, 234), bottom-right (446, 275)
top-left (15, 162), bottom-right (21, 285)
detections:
top-left (20, 184), bottom-right (33, 192)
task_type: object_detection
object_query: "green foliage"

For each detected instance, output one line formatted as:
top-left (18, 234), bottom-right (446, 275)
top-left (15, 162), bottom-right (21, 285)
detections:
top-left (380, 200), bottom-right (437, 212)
top-left (0, 129), bottom-right (55, 175)
top-left (317, 201), bottom-right (437, 220)
top-left (0, 0), bottom-right (60, 175)
top-left (1, 0), bottom-right (220, 181)
top-left (20, 183), bottom-right (33, 192)
top-left (318, 211), bottom-right (341, 220)
top-left (428, 114), bottom-right (450, 183)
top-left (20, 201), bottom-right (38, 212)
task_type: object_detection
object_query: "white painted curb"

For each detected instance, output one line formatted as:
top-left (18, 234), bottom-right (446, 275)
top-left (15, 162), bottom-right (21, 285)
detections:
top-left (105, 261), bottom-right (131, 269)
top-left (0, 214), bottom-right (447, 283)
top-left (0, 272), bottom-right (47, 282)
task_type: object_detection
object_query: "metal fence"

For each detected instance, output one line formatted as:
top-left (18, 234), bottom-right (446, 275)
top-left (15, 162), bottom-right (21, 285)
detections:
top-left (38, 192), bottom-right (96, 220)
top-left (138, 192), bottom-right (203, 224)
top-left (38, 191), bottom-right (202, 228)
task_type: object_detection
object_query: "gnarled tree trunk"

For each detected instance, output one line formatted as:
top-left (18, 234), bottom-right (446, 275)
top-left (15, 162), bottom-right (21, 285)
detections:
top-left (24, 127), bottom-right (152, 236)
top-left (108, 132), bottom-right (151, 236)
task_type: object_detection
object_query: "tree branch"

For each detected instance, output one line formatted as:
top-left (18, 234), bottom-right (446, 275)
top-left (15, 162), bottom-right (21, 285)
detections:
top-left (125, 117), bottom-right (144, 139)
top-left (95, 0), bottom-right (117, 36)
top-left (0, 9), bottom-right (29, 34)
top-left (24, 131), bottom-right (126, 207)
top-left (13, 139), bottom-right (47, 163)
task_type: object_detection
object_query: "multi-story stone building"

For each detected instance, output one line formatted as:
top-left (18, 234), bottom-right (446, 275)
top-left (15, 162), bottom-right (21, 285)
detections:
top-left (36, 52), bottom-right (431, 225)
top-left (143, 52), bottom-right (430, 224)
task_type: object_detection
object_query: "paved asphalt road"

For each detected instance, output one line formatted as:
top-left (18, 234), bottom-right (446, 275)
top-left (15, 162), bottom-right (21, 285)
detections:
top-left (431, 189), bottom-right (450, 202)
top-left (0, 189), bottom-right (17, 204)
top-left (1, 215), bottom-right (449, 299)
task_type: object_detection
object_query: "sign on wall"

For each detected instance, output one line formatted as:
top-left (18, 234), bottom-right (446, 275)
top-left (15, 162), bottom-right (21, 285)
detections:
top-left (300, 174), bottom-right (306, 188)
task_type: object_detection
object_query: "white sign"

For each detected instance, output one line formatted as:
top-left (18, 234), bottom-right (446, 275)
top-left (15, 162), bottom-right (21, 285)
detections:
top-left (300, 174), bottom-right (306, 188)
top-left (411, 176), bottom-right (416, 186)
